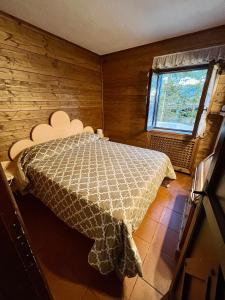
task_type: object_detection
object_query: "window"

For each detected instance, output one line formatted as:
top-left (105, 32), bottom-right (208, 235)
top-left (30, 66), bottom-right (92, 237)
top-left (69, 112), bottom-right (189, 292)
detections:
top-left (147, 66), bottom-right (208, 134)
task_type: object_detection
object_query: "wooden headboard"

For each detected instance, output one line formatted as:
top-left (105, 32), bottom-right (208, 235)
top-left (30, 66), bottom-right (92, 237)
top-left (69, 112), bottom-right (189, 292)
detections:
top-left (9, 111), bottom-right (94, 160)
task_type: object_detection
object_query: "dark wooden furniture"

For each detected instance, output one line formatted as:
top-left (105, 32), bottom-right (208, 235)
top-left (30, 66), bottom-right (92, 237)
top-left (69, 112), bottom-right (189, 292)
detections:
top-left (0, 165), bottom-right (52, 300)
top-left (167, 114), bottom-right (225, 299)
top-left (177, 153), bottom-right (213, 251)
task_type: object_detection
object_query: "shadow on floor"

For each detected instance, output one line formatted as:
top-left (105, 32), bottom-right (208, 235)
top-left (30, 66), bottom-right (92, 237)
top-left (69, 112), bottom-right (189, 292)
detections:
top-left (152, 193), bottom-right (187, 295)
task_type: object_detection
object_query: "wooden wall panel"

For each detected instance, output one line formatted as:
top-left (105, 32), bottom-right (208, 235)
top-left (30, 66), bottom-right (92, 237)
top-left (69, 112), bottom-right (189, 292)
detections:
top-left (102, 26), bottom-right (225, 166)
top-left (195, 73), bottom-right (225, 166)
top-left (0, 13), bottom-right (102, 161)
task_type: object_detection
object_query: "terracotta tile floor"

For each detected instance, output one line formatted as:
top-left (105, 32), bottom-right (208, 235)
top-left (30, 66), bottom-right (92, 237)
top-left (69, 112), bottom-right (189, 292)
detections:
top-left (17, 172), bottom-right (192, 300)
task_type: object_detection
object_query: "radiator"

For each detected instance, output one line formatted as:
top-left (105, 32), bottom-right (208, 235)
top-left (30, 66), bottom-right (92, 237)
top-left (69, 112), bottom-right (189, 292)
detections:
top-left (149, 134), bottom-right (197, 174)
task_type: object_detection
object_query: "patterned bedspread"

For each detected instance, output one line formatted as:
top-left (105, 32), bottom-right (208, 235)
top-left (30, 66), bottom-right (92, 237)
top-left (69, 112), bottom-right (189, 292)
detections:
top-left (16, 132), bottom-right (176, 277)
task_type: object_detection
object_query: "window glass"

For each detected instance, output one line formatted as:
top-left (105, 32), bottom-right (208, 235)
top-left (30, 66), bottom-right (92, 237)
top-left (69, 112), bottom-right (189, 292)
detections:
top-left (147, 68), bottom-right (208, 133)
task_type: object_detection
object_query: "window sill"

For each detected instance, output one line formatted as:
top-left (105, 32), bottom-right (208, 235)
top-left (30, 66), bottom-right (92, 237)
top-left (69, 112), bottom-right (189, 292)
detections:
top-left (146, 128), bottom-right (194, 139)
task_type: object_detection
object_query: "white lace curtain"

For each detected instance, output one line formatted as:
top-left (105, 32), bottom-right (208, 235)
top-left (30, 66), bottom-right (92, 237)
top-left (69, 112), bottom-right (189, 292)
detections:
top-left (152, 45), bottom-right (225, 69)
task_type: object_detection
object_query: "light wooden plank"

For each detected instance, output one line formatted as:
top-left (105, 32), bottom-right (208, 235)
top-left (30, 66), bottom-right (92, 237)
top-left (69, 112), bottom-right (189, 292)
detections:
top-left (0, 13), bottom-right (100, 71)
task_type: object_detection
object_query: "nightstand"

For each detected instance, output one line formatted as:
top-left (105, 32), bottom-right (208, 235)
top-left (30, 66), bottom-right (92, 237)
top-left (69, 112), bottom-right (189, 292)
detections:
top-left (0, 161), bottom-right (16, 182)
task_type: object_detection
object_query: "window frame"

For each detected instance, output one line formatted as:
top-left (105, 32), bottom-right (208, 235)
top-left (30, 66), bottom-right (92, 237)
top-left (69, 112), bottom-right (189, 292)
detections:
top-left (145, 63), bottom-right (213, 137)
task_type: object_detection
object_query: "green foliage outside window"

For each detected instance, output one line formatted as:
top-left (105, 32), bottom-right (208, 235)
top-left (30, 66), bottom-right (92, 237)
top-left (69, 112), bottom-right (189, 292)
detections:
top-left (148, 68), bottom-right (208, 132)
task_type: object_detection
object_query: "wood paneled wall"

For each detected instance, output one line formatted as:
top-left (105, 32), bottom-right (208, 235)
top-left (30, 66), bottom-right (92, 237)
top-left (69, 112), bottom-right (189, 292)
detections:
top-left (0, 11), bottom-right (224, 166)
top-left (102, 26), bottom-right (225, 164)
top-left (195, 73), bottom-right (225, 166)
top-left (0, 13), bottom-right (102, 160)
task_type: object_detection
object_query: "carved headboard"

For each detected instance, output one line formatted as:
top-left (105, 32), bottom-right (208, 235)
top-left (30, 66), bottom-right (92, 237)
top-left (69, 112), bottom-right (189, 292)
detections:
top-left (9, 111), bottom-right (94, 160)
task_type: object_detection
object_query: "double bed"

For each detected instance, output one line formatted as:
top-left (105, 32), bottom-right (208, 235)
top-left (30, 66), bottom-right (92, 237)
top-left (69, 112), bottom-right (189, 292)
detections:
top-left (11, 111), bottom-right (176, 278)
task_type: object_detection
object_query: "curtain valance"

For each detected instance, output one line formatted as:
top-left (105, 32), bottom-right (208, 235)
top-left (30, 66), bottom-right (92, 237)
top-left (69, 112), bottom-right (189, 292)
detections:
top-left (152, 45), bottom-right (225, 69)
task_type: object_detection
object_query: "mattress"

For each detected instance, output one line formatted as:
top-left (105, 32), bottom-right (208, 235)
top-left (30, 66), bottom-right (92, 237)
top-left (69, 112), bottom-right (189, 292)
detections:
top-left (16, 132), bottom-right (176, 277)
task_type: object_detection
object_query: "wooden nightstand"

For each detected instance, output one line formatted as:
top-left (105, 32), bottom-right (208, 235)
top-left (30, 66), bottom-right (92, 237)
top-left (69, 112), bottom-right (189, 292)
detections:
top-left (0, 161), bottom-right (16, 182)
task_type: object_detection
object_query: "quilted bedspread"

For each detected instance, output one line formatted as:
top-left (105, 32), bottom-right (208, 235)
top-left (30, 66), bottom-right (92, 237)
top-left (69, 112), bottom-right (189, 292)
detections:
top-left (17, 132), bottom-right (176, 278)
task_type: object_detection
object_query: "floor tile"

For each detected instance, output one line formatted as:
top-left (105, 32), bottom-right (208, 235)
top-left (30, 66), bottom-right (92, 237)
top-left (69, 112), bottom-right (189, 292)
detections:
top-left (88, 271), bottom-right (123, 300)
top-left (133, 235), bottom-right (150, 262)
top-left (159, 207), bottom-right (182, 232)
top-left (93, 290), bottom-right (123, 300)
top-left (130, 278), bottom-right (162, 300)
top-left (166, 193), bottom-right (188, 214)
top-left (146, 200), bottom-right (164, 222)
top-left (41, 265), bottom-right (88, 300)
top-left (135, 218), bottom-right (158, 243)
top-left (123, 276), bottom-right (138, 300)
top-left (151, 187), bottom-right (171, 208)
top-left (156, 185), bottom-right (189, 214)
top-left (82, 288), bottom-right (99, 300)
top-left (143, 245), bottom-right (176, 295)
top-left (91, 288), bottom-right (122, 300)
top-left (170, 172), bottom-right (192, 191)
top-left (151, 223), bottom-right (179, 258)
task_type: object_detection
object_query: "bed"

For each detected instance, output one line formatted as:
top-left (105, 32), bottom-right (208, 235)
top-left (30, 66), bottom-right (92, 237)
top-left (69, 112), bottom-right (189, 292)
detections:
top-left (11, 111), bottom-right (176, 278)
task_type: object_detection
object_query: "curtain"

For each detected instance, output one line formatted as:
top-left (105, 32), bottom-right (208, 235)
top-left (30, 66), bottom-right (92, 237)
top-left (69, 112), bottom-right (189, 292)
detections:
top-left (152, 45), bottom-right (225, 69)
top-left (197, 65), bottom-right (219, 138)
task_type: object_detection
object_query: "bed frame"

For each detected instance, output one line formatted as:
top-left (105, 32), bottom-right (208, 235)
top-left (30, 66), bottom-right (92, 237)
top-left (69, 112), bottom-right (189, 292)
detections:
top-left (9, 111), bottom-right (94, 160)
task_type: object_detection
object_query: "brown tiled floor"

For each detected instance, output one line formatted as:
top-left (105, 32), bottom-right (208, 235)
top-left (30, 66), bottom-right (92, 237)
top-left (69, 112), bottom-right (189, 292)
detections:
top-left (17, 172), bottom-right (192, 300)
